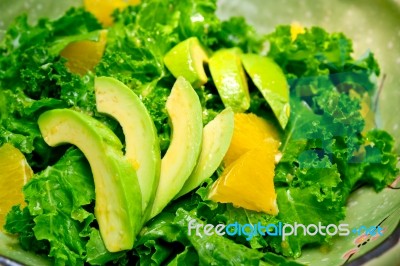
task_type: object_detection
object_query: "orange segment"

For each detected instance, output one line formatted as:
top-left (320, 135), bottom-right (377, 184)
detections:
top-left (84, 0), bottom-right (141, 26)
top-left (223, 113), bottom-right (280, 166)
top-left (208, 139), bottom-right (279, 215)
top-left (210, 113), bottom-right (281, 215)
top-left (290, 22), bottom-right (305, 41)
top-left (60, 30), bottom-right (108, 75)
top-left (0, 144), bottom-right (33, 229)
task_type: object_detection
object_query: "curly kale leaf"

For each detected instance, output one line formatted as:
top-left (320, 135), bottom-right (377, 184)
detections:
top-left (0, 8), bottom-right (118, 169)
top-left (340, 129), bottom-right (399, 197)
top-left (4, 206), bottom-right (50, 254)
top-left (5, 148), bottom-right (124, 266)
top-left (208, 16), bottom-right (266, 53)
top-left (269, 187), bottom-right (345, 258)
top-left (267, 26), bottom-right (380, 95)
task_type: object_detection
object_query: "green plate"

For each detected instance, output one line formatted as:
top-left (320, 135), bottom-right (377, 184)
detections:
top-left (0, 1), bottom-right (399, 265)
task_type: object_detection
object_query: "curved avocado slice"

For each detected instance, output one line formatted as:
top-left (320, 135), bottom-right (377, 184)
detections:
top-left (38, 109), bottom-right (141, 252)
top-left (241, 54), bottom-right (290, 129)
top-left (149, 77), bottom-right (203, 219)
top-left (164, 37), bottom-right (209, 88)
top-left (94, 76), bottom-right (160, 222)
top-left (176, 108), bottom-right (234, 198)
top-left (209, 48), bottom-right (250, 113)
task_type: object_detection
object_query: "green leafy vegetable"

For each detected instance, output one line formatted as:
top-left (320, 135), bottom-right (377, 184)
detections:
top-left (0, 8), bottom-right (111, 170)
top-left (267, 26), bottom-right (380, 95)
top-left (269, 27), bottom-right (397, 258)
top-left (5, 148), bottom-right (124, 265)
top-left (4, 206), bottom-right (49, 254)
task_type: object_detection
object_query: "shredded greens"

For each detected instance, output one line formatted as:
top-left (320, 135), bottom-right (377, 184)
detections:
top-left (1, 0), bottom-right (398, 265)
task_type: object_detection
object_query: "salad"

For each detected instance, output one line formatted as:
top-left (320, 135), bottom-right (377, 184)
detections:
top-left (0, 0), bottom-right (399, 265)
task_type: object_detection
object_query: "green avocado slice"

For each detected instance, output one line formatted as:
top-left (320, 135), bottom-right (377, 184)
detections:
top-left (149, 77), bottom-right (203, 219)
top-left (241, 54), bottom-right (290, 129)
top-left (176, 107), bottom-right (234, 198)
top-left (164, 37), bottom-right (209, 88)
top-left (38, 109), bottom-right (141, 252)
top-left (95, 76), bottom-right (161, 223)
top-left (209, 48), bottom-right (250, 113)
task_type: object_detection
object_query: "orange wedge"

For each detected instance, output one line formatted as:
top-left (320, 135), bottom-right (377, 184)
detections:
top-left (84, 0), bottom-right (141, 26)
top-left (209, 139), bottom-right (279, 215)
top-left (223, 113), bottom-right (280, 166)
top-left (290, 22), bottom-right (305, 41)
top-left (0, 144), bottom-right (33, 229)
top-left (60, 30), bottom-right (108, 75)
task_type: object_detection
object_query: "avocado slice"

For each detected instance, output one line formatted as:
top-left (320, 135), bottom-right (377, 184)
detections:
top-left (38, 109), bottom-right (141, 252)
top-left (209, 48), bottom-right (250, 113)
top-left (94, 76), bottom-right (160, 222)
top-left (164, 37), bottom-right (209, 88)
top-left (149, 77), bottom-right (203, 219)
top-left (176, 108), bottom-right (234, 198)
top-left (241, 54), bottom-right (290, 129)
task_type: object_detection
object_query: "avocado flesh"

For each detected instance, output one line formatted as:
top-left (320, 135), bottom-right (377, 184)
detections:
top-left (176, 108), bottom-right (234, 198)
top-left (149, 77), bottom-right (203, 219)
top-left (241, 54), bottom-right (290, 129)
top-left (164, 37), bottom-right (209, 88)
top-left (38, 109), bottom-right (141, 252)
top-left (209, 48), bottom-right (250, 113)
top-left (95, 76), bottom-right (161, 222)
